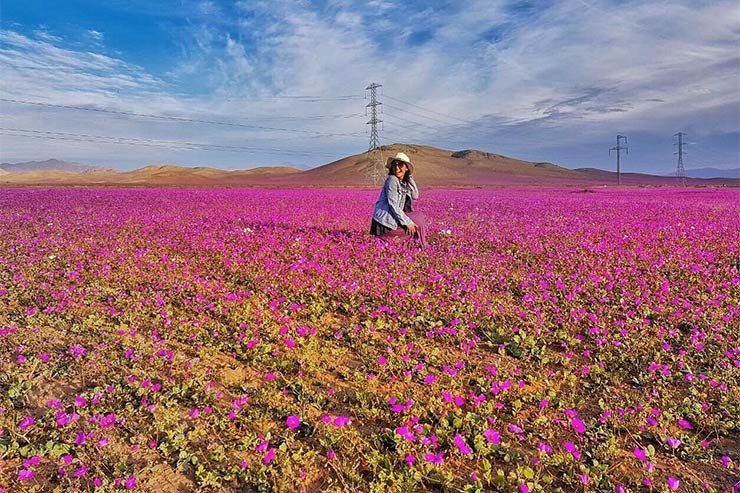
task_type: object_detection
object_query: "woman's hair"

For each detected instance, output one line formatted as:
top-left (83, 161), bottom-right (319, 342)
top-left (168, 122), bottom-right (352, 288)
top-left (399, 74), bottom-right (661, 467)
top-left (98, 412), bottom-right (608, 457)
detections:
top-left (388, 160), bottom-right (411, 184)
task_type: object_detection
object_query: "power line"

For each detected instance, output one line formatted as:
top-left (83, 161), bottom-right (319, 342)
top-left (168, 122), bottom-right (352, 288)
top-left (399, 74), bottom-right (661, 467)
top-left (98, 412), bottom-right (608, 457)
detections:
top-left (383, 94), bottom-right (474, 125)
top-left (0, 98), bottom-right (362, 135)
top-left (224, 95), bottom-right (364, 102)
top-left (0, 127), bottom-right (345, 157)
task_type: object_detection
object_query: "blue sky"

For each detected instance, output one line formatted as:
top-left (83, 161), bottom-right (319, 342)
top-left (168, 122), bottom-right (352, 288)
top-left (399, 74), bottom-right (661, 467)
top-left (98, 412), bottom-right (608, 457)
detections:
top-left (1, 0), bottom-right (738, 173)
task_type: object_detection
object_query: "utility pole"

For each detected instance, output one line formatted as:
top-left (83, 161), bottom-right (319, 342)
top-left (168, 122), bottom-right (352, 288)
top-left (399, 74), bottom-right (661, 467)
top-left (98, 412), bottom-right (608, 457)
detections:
top-left (365, 82), bottom-right (383, 186)
top-left (609, 135), bottom-right (628, 185)
top-left (674, 132), bottom-right (687, 186)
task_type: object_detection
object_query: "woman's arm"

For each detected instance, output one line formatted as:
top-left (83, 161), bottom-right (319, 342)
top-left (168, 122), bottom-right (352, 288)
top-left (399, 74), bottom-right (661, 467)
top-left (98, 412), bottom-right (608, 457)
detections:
top-left (385, 177), bottom-right (414, 226)
top-left (407, 175), bottom-right (419, 200)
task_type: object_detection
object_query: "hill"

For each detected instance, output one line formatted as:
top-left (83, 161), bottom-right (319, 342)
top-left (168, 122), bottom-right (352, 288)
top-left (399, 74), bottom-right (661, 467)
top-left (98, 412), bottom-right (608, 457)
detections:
top-left (0, 159), bottom-right (105, 173)
top-left (1, 146), bottom-right (737, 187)
top-left (682, 167), bottom-right (739, 179)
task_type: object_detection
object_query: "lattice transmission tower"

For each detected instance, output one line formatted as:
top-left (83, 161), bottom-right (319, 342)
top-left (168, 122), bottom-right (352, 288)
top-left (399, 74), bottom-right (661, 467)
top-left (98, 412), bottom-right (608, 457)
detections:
top-left (674, 132), bottom-right (687, 186)
top-left (609, 134), bottom-right (628, 185)
top-left (365, 82), bottom-right (383, 186)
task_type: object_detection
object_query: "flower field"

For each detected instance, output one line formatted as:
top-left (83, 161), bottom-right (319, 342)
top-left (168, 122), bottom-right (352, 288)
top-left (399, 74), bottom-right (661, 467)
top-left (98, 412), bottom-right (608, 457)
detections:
top-left (0, 187), bottom-right (738, 493)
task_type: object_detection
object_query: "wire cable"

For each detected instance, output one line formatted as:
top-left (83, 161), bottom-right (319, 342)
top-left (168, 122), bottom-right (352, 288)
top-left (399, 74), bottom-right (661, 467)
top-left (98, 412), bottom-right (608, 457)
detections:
top-left (0, 98), bottom-right (363, 136)
top-left (0, 127), bottom-right (347, 157)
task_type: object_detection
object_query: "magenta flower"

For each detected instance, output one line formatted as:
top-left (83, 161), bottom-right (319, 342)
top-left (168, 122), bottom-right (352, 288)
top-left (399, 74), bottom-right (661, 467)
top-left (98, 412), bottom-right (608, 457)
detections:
top-left (507, 423), bottom-right (523, 434)
top-left (678, 418), bottom-right (693, 429)
top-left (68, 344), bottom-right (86, 359)
top-left (74, 465), bottom-right (89, 477)
top-left (263, 448), bottom-right (276, 464)
top-left (100, 413), bottom-right (117, 428)
top-left (570, 417), bottom-right (586, 434)
top-left (124, 475), bottom-right (137, 490)
top-left (484, 428), bottom-right (501, 444)
top-left (563, 441), bottom-right (581, 460)
top-left (18, 415), bottom-right (35, 431)
top-left (666, 437), bottom-right (681, 449)
top-left (667, 477), bottom-right (680, 490)
top-left (22, 456), bottom-right (41, 467)
top-left (424, 452), bottom-right (444, 465)
top-left (633, 447), bottom-right (647, 461)
top-left (404, 454), bottom-right (416, 465)
top-left (18, 469), bottom-right (34, 481)
top-left (454, 433), bottom-right (473, 455)
top-left (286, 415), bottom-right (300, 429)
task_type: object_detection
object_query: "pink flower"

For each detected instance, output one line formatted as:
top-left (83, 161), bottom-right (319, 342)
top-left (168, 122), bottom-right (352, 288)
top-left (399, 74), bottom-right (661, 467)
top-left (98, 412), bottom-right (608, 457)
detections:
top-left (74, 465), bottom-right (89, 477)
top-left (424, 374), bottom-right (437, 385)
top-left (507, 423), bottom-right (523, 434)
top-left (286, 415), bottom-right (300, 429)
top-left (124, 475), bottom-right (137, 490)
top-left (454, 433), bottom-right (472, 455)
top-left (563, 441), bottom-right (581, 460)
top-left (666, 437), bottom-right (681, 449)
top-left (263, 448), bottom-right (276, 464)
top-left (404, 454), bottom-right (416, 465)
top-left (18, 469), bottom-right (34, 481)
top-left (570, 417), bottom-right (586, 434)
top-left (519, 484), bottom-right (529, 493)
top-left (23, 456), bottom-right (41, 467)
top-left (633, 447), bottom-right (647, 461)
top-left (74, 396), bottom-right (87, 407)
top-left (68, 344), bottom-right (86, 359)
top-left (100, 413), bottom-right (117, 428)
top-left (18, 415), bottom-right (35, 431)
top-left (667, 477), bottom-right (680, 490)
top-left (424, 452), bottom-right (444, 465)
top-left (483, 429), bottom-right (500, 444)
top-left (678, 418), bottom-right (693, 429)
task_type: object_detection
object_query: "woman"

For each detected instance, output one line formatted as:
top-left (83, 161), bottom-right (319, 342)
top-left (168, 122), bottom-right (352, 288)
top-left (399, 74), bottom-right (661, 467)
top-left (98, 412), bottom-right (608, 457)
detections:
top-left (370, 152), bottom-right (427, 247)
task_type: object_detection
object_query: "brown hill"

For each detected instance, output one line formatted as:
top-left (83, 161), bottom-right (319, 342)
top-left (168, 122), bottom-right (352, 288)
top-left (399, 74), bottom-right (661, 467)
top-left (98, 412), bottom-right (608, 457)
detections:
top-left (0, 146), bottom-right (735, 187)
top-left (0, 165), bottom-right (301, 186)
top-left (262, 144), bottom-right (584, 186)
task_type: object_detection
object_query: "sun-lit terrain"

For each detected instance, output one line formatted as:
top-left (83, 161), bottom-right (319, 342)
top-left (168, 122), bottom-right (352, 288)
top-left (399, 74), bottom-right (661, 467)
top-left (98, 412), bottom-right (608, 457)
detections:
top-left (0, 187), bottom-right (738, 492)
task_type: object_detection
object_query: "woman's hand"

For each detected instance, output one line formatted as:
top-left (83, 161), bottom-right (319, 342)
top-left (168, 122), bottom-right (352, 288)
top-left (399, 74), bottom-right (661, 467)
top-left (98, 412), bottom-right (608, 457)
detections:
top-left (407, 223), bottom-right (417, 236)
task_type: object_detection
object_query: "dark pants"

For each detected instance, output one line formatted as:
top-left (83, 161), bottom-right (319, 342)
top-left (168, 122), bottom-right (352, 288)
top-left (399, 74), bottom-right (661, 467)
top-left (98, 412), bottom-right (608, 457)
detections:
top-left (370, 211), bottom-right (427, 248)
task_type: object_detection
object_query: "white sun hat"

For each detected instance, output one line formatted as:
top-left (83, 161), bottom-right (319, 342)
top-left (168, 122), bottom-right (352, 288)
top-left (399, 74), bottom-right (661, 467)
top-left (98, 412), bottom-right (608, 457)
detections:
top-left (385, 152), bottom-right (414, 173)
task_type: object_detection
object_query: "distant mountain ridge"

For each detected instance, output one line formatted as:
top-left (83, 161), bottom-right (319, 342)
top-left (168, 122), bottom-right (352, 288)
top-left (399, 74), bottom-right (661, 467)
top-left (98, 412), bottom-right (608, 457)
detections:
top-left (1, 147), bottom-right (737, 187)
top-left (663, 167), bottom-right (740, 179)
top-left (0, 159), bottom-right (106, 173)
